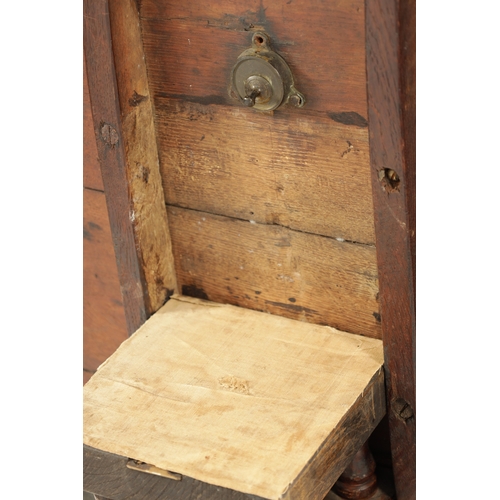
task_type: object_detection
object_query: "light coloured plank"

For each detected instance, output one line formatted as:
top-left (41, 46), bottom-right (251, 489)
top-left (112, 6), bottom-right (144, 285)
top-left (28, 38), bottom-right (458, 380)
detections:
top-left (84, 295), bottom-right (385, 500)
top-left (167, 207), bottom-right (381, 338)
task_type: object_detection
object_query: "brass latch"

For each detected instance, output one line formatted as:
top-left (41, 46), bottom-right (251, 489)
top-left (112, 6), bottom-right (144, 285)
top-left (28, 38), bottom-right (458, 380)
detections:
top-left (127, 459), bottom-right (182, 481)
top-left (229, 32), bottom-right (305, 112)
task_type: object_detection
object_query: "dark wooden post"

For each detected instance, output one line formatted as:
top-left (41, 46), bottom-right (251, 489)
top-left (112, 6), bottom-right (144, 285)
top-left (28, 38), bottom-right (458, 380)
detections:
top-left (365, 0), bottom-right (416, 498)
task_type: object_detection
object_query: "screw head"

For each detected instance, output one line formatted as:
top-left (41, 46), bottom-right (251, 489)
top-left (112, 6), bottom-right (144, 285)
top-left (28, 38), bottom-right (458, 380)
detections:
top-left (289, 94), bottom-right (303, 107)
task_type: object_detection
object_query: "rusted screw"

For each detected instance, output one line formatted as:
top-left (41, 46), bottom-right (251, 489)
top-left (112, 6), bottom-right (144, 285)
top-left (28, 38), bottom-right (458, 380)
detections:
top-left (100, 122), bottom-right (119, 148)
top-left (289, 94), bottom-right (303, 107)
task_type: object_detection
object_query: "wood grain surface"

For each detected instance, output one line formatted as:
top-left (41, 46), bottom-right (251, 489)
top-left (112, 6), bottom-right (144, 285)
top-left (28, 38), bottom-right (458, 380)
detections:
top-left (84, 0), bottom-right (150, 334)
top-left (140, 0), bottom-right (368, 117)
top-left (84, 295), bottom-right (385, 500)
top-left (108, 0), bottom-right (178, 312)
top-left (157, 99), bottom-right (375, 244)
top-left (167, 207), bottom-right (381, 338)
top-left (83, 189), bottom-right (128, 373)
top-left (365, 0), bottom-right (416, 497)
top-left (84, 0), bottom-right (181, 335)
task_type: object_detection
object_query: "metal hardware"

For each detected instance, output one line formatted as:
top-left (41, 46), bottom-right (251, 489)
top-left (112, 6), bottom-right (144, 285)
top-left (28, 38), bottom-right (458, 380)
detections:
top-left (229, 32), bottom-right (305, 112)
top-left (126, 459), bottom-right (182, 481)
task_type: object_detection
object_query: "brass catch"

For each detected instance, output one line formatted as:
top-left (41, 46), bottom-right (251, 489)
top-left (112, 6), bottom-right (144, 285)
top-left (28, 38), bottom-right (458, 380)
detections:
top-left (126, 459), bottom-right (182, 481)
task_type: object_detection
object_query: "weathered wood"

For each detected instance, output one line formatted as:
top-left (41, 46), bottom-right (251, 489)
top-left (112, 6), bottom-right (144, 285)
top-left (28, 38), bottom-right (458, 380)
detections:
top-left (84, 0), bottom-right (149, 334)
top-left (84, 54), bottom-right (104, 191)
top-left (365, 0), bottom-right (416, 497)
top-left (108, 0), bottom-right (178, 312)
top-left (140, 0), bottom-right (368, 117)
top-left (83, 188), bottom-right (128, 372)
top-left (85, 446), bottom-right (264, 500)
top-left (84, 295), bottom-right (385, 500)
top-left (167, 207), bottom-right (381, 338)
top-left (157, 99), bottom-right (375, 244)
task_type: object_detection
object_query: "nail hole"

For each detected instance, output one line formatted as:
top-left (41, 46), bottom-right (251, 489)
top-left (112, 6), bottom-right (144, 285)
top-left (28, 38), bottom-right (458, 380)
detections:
top-left (378, 168), bottom-right (400, 192)
top-left (392, 397), bottom-right (414, 423)
top-left (255, 35), bottom-right (264, 45)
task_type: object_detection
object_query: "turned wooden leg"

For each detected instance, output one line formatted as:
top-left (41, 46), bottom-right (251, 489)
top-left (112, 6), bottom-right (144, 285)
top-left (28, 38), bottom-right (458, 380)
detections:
top-left (331, 442), bottom-right (379, 499)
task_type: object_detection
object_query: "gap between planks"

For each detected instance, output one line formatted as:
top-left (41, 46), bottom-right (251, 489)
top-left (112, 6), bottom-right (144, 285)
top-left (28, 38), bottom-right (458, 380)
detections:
top-left (165, 203), bottom-right (376, 249)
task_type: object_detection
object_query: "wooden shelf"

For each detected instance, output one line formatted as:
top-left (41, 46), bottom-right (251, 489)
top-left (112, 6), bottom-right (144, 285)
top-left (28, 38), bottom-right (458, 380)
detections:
top-left (84, 295), bottom-right (385, 500)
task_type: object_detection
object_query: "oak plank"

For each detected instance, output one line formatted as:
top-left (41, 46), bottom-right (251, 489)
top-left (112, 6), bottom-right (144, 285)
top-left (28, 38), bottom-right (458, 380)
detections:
top-left (140, 0), bottom-right (368, 117)
top-left (167, 207), bottom-right (381, 338)
top-left (84, 295), bottom-right (385, 499)
top-left (108, 0), bottom-right (178, 312)
top-left (83, 188), bottom-right (128, 372)
top-left (365, 0), bottom-right (416, 497)
top-left (157, 99), bottom-right (375, 244)
top-left (84, 0), bottom-right (150, 334)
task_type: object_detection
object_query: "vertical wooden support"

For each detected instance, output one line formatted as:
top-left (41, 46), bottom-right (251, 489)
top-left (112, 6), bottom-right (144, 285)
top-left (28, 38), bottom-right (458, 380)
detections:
top-left (365, 0), bottom-right (416, 498)
top-left (83, 0), bottom-right (177, 335)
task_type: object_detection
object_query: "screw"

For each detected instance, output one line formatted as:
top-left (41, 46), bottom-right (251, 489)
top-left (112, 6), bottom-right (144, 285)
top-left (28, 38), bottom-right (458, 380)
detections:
top-left (289, 94), bottom-right (303, 107)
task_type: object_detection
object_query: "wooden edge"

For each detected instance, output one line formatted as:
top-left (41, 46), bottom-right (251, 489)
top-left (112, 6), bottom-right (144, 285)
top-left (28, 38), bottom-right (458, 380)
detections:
top-left (108, 0), bottom-right (178, 312)
top-left (84, 0), bottom-right (179, 334)
top-left (281, 368), bottom-right (386, 500)
top-left (365, 0), bottom-right (416, 498)
top-left (84, 445), bottom-right (266, 500)
top-left (84, 0), bottom-right (149, 334)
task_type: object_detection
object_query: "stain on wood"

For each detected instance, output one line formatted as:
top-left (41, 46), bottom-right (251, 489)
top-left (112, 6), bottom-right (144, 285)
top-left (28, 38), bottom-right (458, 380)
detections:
top-left (83, 189), bottom-right (128, 372)
top-left (156, 99), bottom-right (375, 244)
top-left (167, 207), bottom-right (381, 338)
top-left (140, 0), bottom-right (368, 117)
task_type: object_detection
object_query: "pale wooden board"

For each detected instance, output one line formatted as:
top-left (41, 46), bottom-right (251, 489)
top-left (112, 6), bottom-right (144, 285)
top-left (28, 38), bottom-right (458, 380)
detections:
top-left (84, 295), bottom-right (384, 499)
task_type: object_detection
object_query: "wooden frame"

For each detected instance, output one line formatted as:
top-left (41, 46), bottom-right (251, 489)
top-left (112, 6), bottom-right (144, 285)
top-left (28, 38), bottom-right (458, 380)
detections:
top-left (84, 0), bottom-right (415, 497)
top-left (365, 0), bottom-right (416, 497)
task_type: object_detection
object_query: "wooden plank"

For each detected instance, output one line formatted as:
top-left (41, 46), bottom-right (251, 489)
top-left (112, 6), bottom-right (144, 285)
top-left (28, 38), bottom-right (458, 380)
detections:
top-left (167, 207), bottom-right (381, 338)
top-left (140, 0), bottom-right (368, 117)
top-left (84, 295), bottom-right (385, 500)
top-left (84, 0), bottom-right (149, 334)
top-left (157, 99), bottom-right (375, 244)
top-left (84, 54), bottom-right (104, 191)
top-left (108, 0), bottom-right (178, 312)
top-left (83, 188), bottom-right (128, 372)
top-left (84, 0), bottom-right (179, 334)
top-left (365, 0), bottom-right (416, 498)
